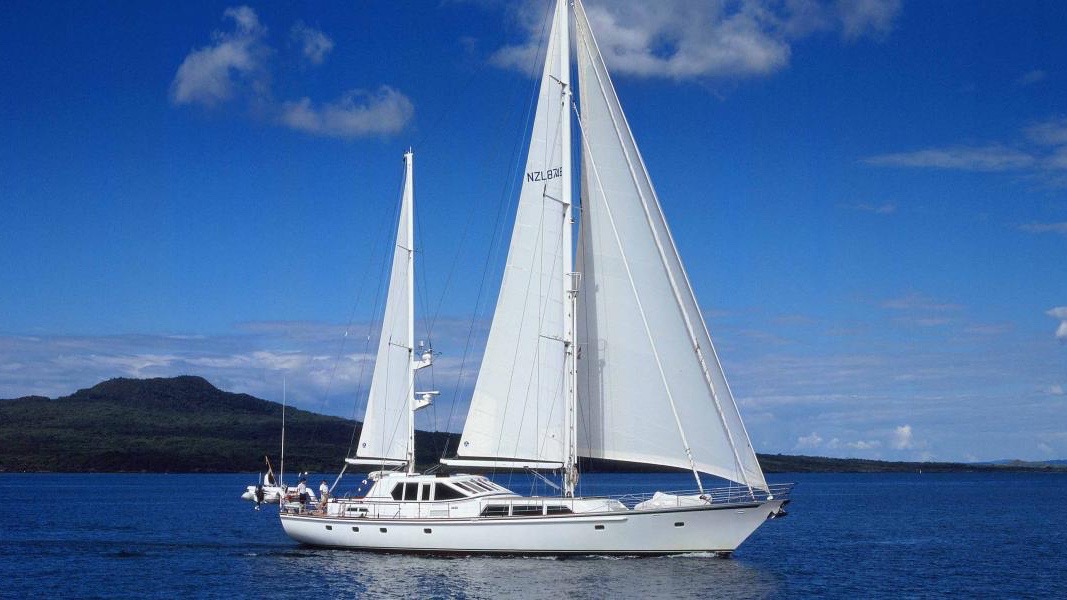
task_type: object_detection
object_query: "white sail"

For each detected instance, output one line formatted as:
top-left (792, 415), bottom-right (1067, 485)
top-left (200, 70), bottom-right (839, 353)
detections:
top-left (454, 0), bottom-right (572, 465)
top-left (572, 0), bottom-right (767, 491)
top-left (355, 152), bottom-right (416, 465)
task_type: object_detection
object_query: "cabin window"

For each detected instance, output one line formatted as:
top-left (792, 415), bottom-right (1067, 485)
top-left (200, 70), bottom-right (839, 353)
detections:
top-left (481, 505), bottom-right (510, 517)
top-left (420, 484), bottom-right (431, 501)
top-left (512, 505), bottom-right (543, 516)
top-left (351, 527), bottom-right (359, 532)
top-left (434, 482), bottom-right (466, 500)
top-left (545, 506), bottom-right (572, 515)
top-left (390, 483), bottom-right (404, 501)
top-left (594, 524), bottom-right (605, 530)
top-left (325, 525), bottom-right (333, 531)
top-left (404, 482), bottom-right (419, 501)
top-left (423, 528), bottom-right (432, 534)
top-left (674, 522), bottom-right (685, 527)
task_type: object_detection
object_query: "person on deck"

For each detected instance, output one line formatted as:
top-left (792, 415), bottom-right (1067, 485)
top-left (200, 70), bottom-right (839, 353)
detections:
top-left (319, 480), bottom-right (329, 504)
top-left (297, 479), bottom-right (308, 508)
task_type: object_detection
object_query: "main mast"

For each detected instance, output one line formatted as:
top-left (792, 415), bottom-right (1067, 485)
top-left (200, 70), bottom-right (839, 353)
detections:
top-left (557, 0), bottom-right (577, 498)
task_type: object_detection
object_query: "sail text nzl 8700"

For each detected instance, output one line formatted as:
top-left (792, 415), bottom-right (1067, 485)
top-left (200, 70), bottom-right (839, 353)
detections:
top-left (526, 166), bottom-right (563, 183)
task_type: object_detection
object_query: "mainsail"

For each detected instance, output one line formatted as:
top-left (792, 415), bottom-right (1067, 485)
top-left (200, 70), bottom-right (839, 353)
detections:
top-left (453, 0), bottom-right (572, 467)
top-left (572, 0), bottom-right (766, 491)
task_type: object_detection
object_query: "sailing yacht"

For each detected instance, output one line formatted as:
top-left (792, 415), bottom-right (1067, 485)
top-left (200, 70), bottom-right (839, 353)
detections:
top-left (279, 0), bottom-right (790, 555)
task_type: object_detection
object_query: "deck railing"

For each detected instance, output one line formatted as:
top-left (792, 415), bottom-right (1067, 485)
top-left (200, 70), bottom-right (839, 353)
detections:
top-left (612, 482), bottom-right (794, 509)
top-left (280, 483), bottom-right (794, 515)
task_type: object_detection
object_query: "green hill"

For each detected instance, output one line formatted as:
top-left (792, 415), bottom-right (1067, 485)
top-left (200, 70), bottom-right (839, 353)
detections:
top-left (0, 376), bottom-right (453, 473)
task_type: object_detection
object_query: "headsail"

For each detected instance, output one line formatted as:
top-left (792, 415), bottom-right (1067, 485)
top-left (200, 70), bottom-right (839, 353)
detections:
top-left (452, 0), bottom-right (572, 466)
top-left (572, 0), bottom-right (767, 491)
top-left (353, 151), bottom-right (417, 467)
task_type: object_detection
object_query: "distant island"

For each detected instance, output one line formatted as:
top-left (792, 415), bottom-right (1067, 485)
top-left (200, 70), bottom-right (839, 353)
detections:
top-left (2, 376), bottom-right (1064, 474)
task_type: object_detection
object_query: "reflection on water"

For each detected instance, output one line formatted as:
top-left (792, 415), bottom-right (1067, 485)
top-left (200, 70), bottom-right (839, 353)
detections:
top-left (274, 549), bottom-right (779, 599)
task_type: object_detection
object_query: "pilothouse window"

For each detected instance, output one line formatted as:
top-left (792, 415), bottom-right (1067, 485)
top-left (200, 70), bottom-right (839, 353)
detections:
top-left (434, 482), bottom-right (466, 501)
top-left (403, 482), bottom-right (418, 501)
top-left (455, 481), bottom-right (481, 494)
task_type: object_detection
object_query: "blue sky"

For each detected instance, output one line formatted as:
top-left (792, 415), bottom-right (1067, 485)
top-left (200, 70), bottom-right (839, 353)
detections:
top-left (1, 0), bottom-right (1064, 462)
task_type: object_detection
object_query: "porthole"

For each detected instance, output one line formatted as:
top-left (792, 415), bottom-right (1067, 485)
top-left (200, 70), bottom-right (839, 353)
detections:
top-left (379, 527), bottom-right (388, 533)
top-left (594, 524), bottom-right (605, 531)
top-left (352, 527), bottom-right (359, 532)
top-left (424, 528), bottom-right (432, 534)
top-left (674, 522), bottom-right (684, 527)
top-left (325, 525), bottom-right (333, 531)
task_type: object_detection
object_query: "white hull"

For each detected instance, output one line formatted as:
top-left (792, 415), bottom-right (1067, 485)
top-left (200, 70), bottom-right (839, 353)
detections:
top-left (279, 499), bottom-right (785, 555)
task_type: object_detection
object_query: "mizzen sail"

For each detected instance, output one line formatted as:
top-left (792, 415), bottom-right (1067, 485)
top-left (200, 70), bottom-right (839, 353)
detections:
top-left (354, 151), bottom-right (417, 466)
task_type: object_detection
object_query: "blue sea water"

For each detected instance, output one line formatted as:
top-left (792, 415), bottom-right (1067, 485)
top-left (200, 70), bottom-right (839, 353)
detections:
top-left (1, 472), bottom-right (1064, 598)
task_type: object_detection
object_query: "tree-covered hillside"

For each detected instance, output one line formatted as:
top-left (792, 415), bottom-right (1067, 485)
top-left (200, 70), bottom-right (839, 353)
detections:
top-left (0, 376), bottom-right (453, 472)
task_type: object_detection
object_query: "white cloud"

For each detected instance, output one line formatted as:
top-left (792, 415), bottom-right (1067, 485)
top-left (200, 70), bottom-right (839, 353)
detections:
top-left (891, 424), bottom-right (913, 450)
top-left (1024, 117), bottom-right (1067, 146)
top-left (842, 202), bottom-right (897, 215)
top-left (170, 6), bottom-right (270, 107)
top-left (837, 0), bottom-right (902, 40)
top-left (864, 117), bottom-right (1067, 186)
top-left (880, 292), bottom-right (961, 312)
top-left (291, 21), bottom-right (334, 65)
top-left (1048, 307), bottom-right (1067, 341)
top-left (1019, 222), bottom-right (1067, 236)
top-left (172, 7), bottom-right (413, 139)
top-left (863, 145), bottom-right (1035, 172)
top-left (796, 431), bottom-right (823, 449)
top-left (280, 87), bottom-right (415, 138)
top-left (1017, 69), bottom-right (1047, 86)
top-left (489, 0), bottom-right (901, 80)
top-left (827, 437), bottom-right (881, 450)
top-left (1048, 384), bottom-right (1064, 396)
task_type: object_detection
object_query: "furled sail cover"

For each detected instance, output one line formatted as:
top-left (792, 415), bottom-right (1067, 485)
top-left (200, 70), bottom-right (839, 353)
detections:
top-left (457, 0), bottom-right (570, 464)
top-left (356, 153), bottom-right (414, 463)
top-left (572, 0), bottom-right (767, 491)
